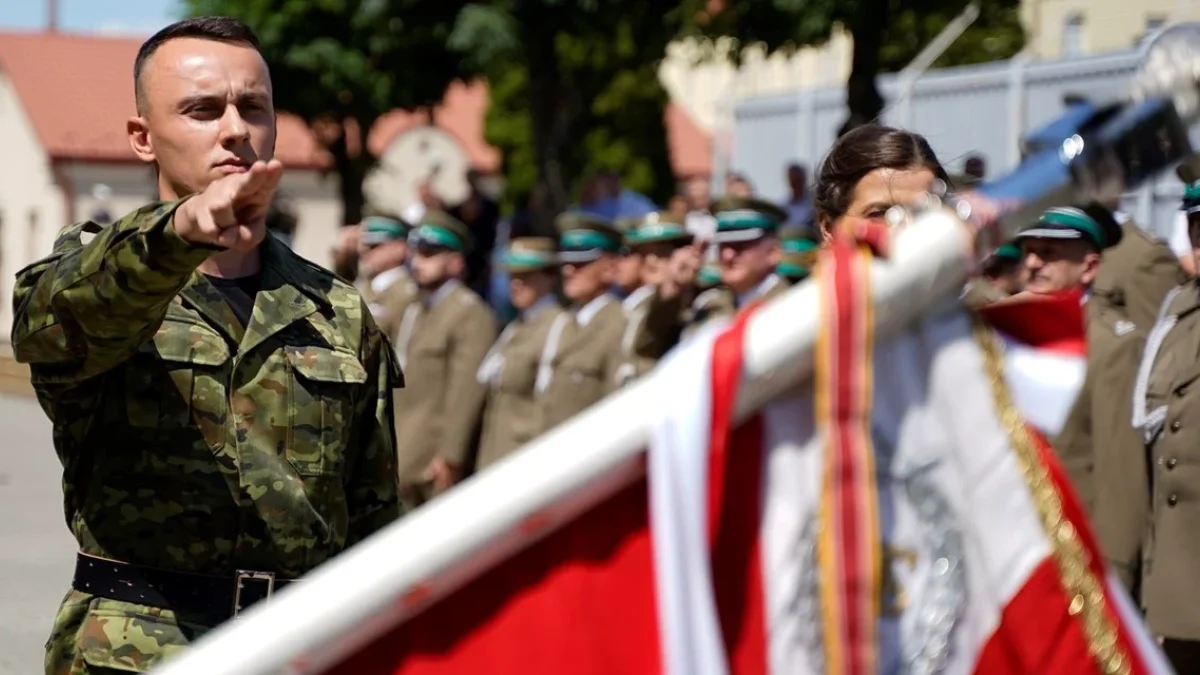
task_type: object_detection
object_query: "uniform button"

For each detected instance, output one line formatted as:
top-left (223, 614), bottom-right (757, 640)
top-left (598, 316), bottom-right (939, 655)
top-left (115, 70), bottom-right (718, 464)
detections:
top-left (1167, 458), bottom-right (1179, 470)
top-left (1168, 494), bottom-right (1179, 507)
top-left (1171, 421), bottom-right (1182, 432)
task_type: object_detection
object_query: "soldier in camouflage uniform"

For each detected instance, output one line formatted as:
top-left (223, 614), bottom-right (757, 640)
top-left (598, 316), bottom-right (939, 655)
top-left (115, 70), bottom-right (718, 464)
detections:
top-left (11, 18), bottom-right (402, 675)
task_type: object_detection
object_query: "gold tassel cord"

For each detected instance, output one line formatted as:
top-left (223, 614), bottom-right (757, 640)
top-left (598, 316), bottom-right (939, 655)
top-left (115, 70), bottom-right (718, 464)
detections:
top-left (971, 318), bottom-right (1130, 675)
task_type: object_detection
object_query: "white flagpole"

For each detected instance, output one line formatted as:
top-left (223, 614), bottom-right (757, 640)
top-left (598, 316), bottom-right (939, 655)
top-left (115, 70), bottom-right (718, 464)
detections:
top-left (155, 209), bottom-right (973, 675)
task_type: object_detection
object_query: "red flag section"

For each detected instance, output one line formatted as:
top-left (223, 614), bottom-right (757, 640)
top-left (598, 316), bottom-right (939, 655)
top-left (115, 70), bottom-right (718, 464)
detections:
top-left (330, 477), bottom-right (661, 674)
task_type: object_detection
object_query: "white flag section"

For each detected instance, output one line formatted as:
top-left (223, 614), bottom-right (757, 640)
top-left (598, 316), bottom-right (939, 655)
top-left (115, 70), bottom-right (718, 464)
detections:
top-left (150, 208), bottom-right (1170, 675)
top-left (647, 292), bottom-right (1172, 674)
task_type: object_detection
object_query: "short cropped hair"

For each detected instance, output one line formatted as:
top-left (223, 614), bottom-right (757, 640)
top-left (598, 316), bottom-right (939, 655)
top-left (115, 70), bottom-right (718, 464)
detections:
top-left (134, 16), bottom-right (261, 114)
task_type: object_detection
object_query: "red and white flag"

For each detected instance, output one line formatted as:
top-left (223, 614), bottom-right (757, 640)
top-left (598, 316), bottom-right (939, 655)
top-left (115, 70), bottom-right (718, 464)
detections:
top-left (160, 239), bottom-right (1171, 675)
top-left (648, 241), bottom-right (1169, 675)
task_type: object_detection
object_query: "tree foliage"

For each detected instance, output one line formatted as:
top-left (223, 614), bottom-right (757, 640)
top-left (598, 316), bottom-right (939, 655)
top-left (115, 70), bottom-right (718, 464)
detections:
top-left (685, 0), bottom-right (1024, 134)
top-left (181, 0), bottom-right (1023, 228)
top-left (450, 0), bottom-right (682, 229)
top-left (183, 0), bottom-right (469, 223)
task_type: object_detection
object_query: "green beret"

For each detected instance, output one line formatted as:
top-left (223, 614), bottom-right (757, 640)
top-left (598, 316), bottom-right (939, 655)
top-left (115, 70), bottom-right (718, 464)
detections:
top-left (777, 239), bottom-right (818, 280)
top-left (696, 264), bottom-right (721, 289)
top-left (991, 243), bottom-right (1022, 261)
top-left (625, 211), bottom-right (693, 247)
top-left (556, 211), bottom-right (623, 263)
top-left (361, 212), bottom-right (411, 246)
top-left (1015, 205), bottom-right (1122, 251)
top-left (411, 210), bottom-right (474, 253)
top-left (502, 237), bottom-right (558, 273)
top-left (711, 196), bottom-right (788, 243)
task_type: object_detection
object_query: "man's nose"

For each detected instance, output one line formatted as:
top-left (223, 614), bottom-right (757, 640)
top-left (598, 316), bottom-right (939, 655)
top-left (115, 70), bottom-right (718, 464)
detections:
top-left (219, 105), bottom-right (250, 146)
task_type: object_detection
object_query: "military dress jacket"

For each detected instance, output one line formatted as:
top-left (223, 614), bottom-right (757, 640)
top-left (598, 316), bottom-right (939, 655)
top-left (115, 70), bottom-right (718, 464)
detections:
top-left (1092, 220), bottom-right (1187, 330)
top-left (1054, 220), bottom-right (1183, 596)
top-left (1054, 301), bottom-right (1148, 592)
top-left (365, 266), bottom-right (417, 342)
top-left (392, 281), bottom-right (497, 487)
top-left (541, 296), bottom-right (625, 431)
top-left (12, 201), bottom-right (402, 674)
top-left (684, 273), bottom-right (788, 339)
top-left (476, 300), bottom-right (565, 470)
top-left (1133, 281), bottom-right (1200, 641)
top-left (960, 280), bottom-right (1010, 310)
top-left (616, 285), bottom-right (687, 387)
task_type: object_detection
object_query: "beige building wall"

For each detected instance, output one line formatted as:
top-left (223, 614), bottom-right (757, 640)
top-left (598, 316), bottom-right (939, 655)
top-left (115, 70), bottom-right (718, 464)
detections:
top-left (659, 31), bottom-right (853, 134)
top-left (1021, 0), bottom-right (1200, 59)
top-left (0, 75), bottom-right (343, 341)
top-left (59, 163), bottom-right (341, 271)
top-left (0, 74), bottom-right (64, 339)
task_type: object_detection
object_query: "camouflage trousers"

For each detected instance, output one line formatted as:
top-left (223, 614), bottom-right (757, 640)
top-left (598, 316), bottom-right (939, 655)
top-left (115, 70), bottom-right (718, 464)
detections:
top-left (45, 590), bottom-right (214, 674)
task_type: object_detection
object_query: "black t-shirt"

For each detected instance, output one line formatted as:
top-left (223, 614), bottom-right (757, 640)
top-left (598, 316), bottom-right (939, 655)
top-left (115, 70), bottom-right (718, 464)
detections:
top-left (204, 274), bottom-right (261, 327)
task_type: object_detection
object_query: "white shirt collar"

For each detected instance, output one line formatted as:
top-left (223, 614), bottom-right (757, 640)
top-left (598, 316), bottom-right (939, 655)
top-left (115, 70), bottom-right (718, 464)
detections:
top-left (576, 294), bottom-right (613, 326)
top-left (622, 285), bottom-right (656, 313)
top-left (522, 294), bottom-right (559, 322)
top-left (426, 278), bottom-right (461, 308)
top-left (371, 266), bottom-right (408, 295)
top-left (736, 273), bottom-right (783, 308)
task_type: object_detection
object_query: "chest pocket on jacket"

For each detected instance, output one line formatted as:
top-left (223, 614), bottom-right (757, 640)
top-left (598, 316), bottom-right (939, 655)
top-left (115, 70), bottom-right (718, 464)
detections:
top-left (125, 322), bottom-right (230, 444)
top-left (408, 340), bottom-right (448, 382)
top-left (497, 345), bottom-right (538, 396)
top-left (286, 346), bottom-right (368, 476)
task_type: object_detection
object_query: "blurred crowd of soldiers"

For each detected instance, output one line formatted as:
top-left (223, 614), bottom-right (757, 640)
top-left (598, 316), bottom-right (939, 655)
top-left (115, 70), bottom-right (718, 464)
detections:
top-left (334, 190), bottom-right (821, 510)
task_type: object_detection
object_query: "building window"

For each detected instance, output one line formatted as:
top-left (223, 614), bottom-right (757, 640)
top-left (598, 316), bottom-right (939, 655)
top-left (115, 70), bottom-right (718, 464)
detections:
top-left (1063, 13), bottom-right (1085, 58)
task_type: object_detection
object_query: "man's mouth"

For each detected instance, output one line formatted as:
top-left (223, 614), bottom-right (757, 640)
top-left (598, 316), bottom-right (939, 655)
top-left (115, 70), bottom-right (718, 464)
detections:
top-left (215, 159), bottom-right (252, 173)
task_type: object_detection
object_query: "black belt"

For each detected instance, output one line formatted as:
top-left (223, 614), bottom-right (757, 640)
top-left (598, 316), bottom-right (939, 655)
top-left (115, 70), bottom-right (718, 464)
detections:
top-left (72, 552), bottom-right (294, 619)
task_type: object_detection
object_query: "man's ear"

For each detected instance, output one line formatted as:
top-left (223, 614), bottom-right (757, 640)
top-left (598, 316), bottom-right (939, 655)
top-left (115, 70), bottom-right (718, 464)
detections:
top-left (766, 238), bottom-right (782, 266)
top-left (1081, 250), bottom-right (1102, 286)
top-left (449, 253), bottom-right (466, 278)
top-left (127, 115), bottom-right (155, 163)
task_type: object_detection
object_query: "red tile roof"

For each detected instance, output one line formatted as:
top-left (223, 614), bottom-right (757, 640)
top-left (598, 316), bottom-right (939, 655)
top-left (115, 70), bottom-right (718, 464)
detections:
top-left (0, 31), bottom-right (329, 168)
top-left (0, 31), bottom-right (710, 177)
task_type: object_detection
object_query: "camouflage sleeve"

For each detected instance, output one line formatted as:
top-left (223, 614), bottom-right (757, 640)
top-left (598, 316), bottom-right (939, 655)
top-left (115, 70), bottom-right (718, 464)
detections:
top-left (436, 304), bottom-right (496, 469)
top-left (10, 199), bottom-right (217, 383)
top-left (345, 310), bottom-right (404, 546)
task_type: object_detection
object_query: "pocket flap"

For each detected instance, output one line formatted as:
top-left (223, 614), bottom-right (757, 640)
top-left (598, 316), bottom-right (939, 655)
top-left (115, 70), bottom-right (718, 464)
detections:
top-left (79, 601), bottom-right (193, 672)
top-left (149, 323), bottom-right (230, 366)
top-left (287, 346), bottom-right (369, 384)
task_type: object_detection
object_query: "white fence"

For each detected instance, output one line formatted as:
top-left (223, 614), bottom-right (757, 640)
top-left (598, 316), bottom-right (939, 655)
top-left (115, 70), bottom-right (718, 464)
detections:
top-left (728, 48), bottom-right (1196, 238)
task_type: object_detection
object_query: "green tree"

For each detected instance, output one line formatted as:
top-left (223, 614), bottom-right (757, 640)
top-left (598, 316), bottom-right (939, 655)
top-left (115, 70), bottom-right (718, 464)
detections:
top-left (450, 1), bottom-right (683, 231)
top-left (184, 0), bottom-right (469, 223)
top-left (684, 0), bottom-right (1024, 135)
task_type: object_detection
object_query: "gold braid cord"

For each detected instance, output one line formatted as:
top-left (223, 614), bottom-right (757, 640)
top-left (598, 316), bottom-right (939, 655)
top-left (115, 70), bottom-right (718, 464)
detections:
top-left (971, 318), bottom-right (1131, 675)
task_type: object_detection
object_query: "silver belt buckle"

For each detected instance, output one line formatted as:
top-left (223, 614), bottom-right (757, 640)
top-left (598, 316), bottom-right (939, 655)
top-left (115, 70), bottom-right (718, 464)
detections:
top-left (233, 570), bottom-right (276, 618)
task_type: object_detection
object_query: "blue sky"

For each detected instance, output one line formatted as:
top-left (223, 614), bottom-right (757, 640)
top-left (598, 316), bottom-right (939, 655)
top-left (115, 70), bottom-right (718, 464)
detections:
top-left (0, 0), bottom-right (183, 36)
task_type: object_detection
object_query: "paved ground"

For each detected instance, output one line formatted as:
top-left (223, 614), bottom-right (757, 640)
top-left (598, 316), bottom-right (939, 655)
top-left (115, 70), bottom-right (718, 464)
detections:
top-left (0, 392), bottom-right (75, 674)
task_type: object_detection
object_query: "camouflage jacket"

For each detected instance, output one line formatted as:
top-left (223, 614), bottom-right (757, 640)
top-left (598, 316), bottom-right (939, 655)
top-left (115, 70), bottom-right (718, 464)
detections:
top-left (12, 200), bottom-right (401, 604)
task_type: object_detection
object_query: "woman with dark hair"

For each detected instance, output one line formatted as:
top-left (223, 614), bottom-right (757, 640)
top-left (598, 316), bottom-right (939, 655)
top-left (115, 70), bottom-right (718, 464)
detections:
top-left (813, 124), bottom-right (951, 242)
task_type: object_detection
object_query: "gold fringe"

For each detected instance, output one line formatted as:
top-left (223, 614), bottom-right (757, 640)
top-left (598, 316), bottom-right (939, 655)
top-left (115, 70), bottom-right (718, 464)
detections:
top-left (971, 318), bottom-right (1131, 675)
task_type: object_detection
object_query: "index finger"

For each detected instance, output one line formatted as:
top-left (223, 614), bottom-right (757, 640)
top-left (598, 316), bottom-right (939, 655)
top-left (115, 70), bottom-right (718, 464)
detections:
top-left (230, 161), bottom-right (272, 199)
